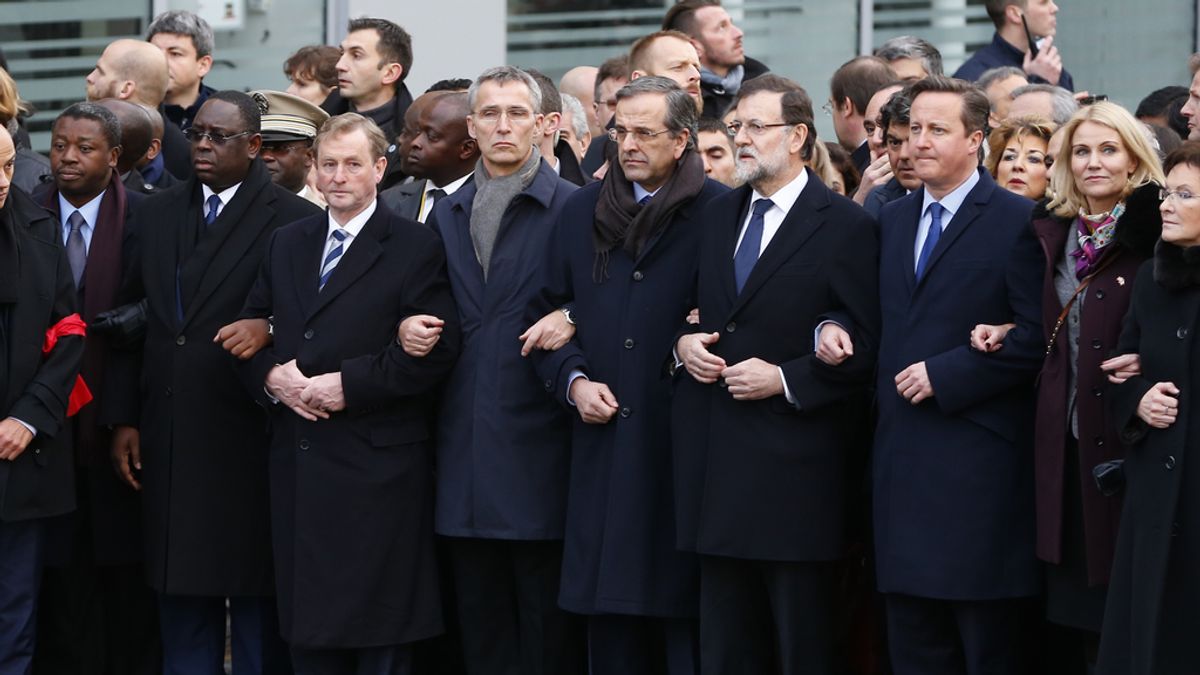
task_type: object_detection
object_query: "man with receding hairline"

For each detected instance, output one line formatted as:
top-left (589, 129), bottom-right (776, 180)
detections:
top-left (559, 66), bottom-right (601, 137)
top-left (629, 31), bottom-right (704, 113)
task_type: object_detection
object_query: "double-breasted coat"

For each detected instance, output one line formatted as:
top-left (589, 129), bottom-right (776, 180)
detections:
top-left (102, 160), bottom-right (321, 595)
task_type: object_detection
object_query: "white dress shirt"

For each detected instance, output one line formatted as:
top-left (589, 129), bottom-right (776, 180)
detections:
top-left (201, 182), bottom-right (242, 221)
top-left (320, 199), bottom-right (377, 273)
top-left (733, 168), bottom-right (808, 257)
top-left (913, 169), bottom-right (980, 269)
top-left (418, 172), bottom-right (472, 223)
top-left (58, 191), bottom-right (105, 252)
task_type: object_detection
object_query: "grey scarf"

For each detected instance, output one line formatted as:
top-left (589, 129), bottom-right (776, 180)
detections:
top-left (700, 65), bottom-right (745, 96)
top-left (470, 147), bottom-right (541, 279)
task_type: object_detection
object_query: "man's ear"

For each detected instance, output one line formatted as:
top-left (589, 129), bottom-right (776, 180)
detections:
top-left (381, 63), bottom-right (403, 87)
top-left (1005, 3), bottom-right (1024, 27)
top-left (459, 138), bottom-right (478, 161)
top-left (197, 54), bottom-right (213, 78)
top-left (108, 145), bottom-right (122, 170)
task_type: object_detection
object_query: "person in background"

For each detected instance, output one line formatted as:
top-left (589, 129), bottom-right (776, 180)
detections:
top-left (559, 66), bottom-right (601, 138)
top-left (954, 0), bottom-right (1074, 91)
top-left (526, 68), bottom-right (588, 186)
top-left (827, 56), bottom-right (897, 173)
top-left (1180, 54), bottom-right (1200, 141)
top-left (283, 45), bottom-right (340, 107)
top-left (1008, 83), bottom-right (1078, 127)
top-left (251, 89), bottom-right (329, 208)
top-left (824, 141), bottom-right (860, 198)
top-left (147, 10), bottom-right (216, 131)
top-left (662, 0), bottom-right (769, 120)
top-left (697, 117), bottom-right (739, 187)
top-left (985, 115), bottom-right (1055, 200)
top-left (581, 54), bottom-right (630, 175)
top-left (0, 66), bottom-right (50, 192)
top-left (978, 66), bottom-right (1029, 130)
top-left (1135, 85), bottom-right (1189, 141)
top-left (381, 91), bottom-right (477, 224)
top-left (853, 81), bottom-right (905, 206)
top-left (560, 93), bottom-right (593, 165)
top-left (874, 35), bottom-right (943, 81)
top-left (864, 86), bottom-right (920, 218)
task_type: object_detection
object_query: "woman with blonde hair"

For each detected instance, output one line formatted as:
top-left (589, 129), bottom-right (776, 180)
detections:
top-left (0, 66), bottom-right (49, 192)
top-left (971, 101), bottom-right (1165, 670)
top-left (985, 115), bottom-right (1055, 201)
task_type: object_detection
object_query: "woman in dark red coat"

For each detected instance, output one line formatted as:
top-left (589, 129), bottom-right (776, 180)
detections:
top-left (972, 101), bottom-right (1164, 667)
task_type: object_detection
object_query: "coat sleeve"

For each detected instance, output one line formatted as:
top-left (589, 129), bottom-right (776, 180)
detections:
top-left (239, 229), bottom-right (284, 408)
top-left (1109, 270), bottom-right (1153, 445)
top-left (9, 244), bottom-right (83, 436)
top-left (97, 205), bottom-right (147, 428)
top-left (926, 217), bottom-right (1046, 414)
top-left (779, 211), bottom-right (881, 411)
top-left (528, 202), bottom-right (590, 407)
top-left (340, 231), bottom-right (461, 409)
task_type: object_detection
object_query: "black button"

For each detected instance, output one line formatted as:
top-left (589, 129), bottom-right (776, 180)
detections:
top-left (304, 328), bottom-right (315, 340)
top-left (299, 439), bottom-right (310, 451)
top-left (175, 335), bottom-right (186, 346)
top-left (164, 387), bottom-right (172, 397)
top-left (718, 378), bottom-right (728, 388)
top-left (624, 338), bottom-right (635, 349)
top-left (620, 407), bottom-right (631, 418)
top-left (632, 270), bottom-right (644, 281)
top-left (33, 448), bottom-right (41, 455)
top-left (1165, 455), bottom-right (1176, 470)
top-left (726, 322), bottom-right (737, 333)
top-left (1178, 327), bottom-right (1189, 340)
top-left (544, 379), bottom-right (553, 391)
top-left (1091, 338), bottom-right (1102, 350)
top-left (1092, 386), bottom-right (1103, 398)
top-left (1095, 437), bottom-right (1105, 447)
top-left (1095, 290), bottom-right (1106, 300)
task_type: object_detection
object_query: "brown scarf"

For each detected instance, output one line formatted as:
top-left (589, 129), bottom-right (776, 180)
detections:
top-left (592, 148), bottom-right (705, 282)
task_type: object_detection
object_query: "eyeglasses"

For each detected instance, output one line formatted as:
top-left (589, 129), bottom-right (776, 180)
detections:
top-left (608, 127), bottom-right (673, 142)
top-left (472, 107), bottom-right (533, 125)
top-left (183, 128), bottom-right (253, 145)
top-left (727, 120), bottom-right (793, 136)
top-left (1161, 188), bottom-right (1198, 203)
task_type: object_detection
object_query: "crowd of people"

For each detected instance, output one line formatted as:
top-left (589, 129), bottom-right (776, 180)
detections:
top-left (2, 0), bottom-right (1200, 674)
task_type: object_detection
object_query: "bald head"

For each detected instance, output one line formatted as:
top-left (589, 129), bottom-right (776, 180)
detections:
top-left (559, 66), bottom-right (599, 135)
top-left (86, 39), bottom-right (169, 107)
top-left (135, 103), bottom-right (165, 170)
top-left (96, 99), bottom-right (153, 173)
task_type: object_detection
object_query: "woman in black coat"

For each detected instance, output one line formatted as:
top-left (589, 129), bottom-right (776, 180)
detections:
top-left (1098, 140), bottom-right (1200, 675)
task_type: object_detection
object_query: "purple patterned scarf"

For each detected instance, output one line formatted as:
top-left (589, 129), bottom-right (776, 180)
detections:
top-left (1071, 202), bottom-right (1124, 279)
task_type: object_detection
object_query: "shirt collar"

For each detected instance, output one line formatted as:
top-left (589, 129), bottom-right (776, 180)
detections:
top-left (328, 199), bottom-right (377, 237)
top-left (201, 182), bottom-right (242, 209)
top-left (750, 167), bottom-right (809, 213)
top-left (429, 172), bottom-right (472, 196)
top-left (633, 182), bottom-right (660, 203)
top-left (58, 190), bottom-right (106, 229)
top-left (921, 168), bottom-right (980, 220)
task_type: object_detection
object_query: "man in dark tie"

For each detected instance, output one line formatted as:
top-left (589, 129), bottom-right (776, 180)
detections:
top-left (672, 74), bottom-right (879, 675)
top-left (380, 91), bottom-right (477, 223)
top-left (103, 90), bottom-right (320, 675)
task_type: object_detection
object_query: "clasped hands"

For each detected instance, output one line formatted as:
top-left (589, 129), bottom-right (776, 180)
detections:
top-left (266, 360), bottom-right (344, 421)
top-left (674, 332), bottom-right (784, 401)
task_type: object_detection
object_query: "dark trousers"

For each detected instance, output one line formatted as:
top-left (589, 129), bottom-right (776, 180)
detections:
top-left (290, 645), bottom-right (411, 675)
top-left (586, 615), bottom-right (697, 675)
top-left (886, 593), bottom-right (1037, 675)
top-left (446, 537), bottom-right (584, 675)
top-left (0, 519), bottom-right (44, 675)
top-left (158, 594), bottom-right (291, 675)
top-left (699, 555), bottom-right (834, 675)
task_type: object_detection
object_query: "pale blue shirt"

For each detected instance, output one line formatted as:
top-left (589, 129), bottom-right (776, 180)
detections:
top-left (913, 169), bottom-right (980, 270)
top-left (58, 191), bottom-right (105, 252)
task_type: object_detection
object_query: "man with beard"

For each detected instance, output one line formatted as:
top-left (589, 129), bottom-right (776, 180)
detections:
top-left (630, 31), bottom-right (704, 114)
top-left (672, 74), bottom-right (879, 675)
top-left (251, 90), bottom-right (329, 208)
top-left (529, 76), bottom-right (726, 675)
top-left (382, 91), bottom-right (477, 223)
top-left (662, 0), bottom-right (770, 120)
top-left (103, 90), bottom-right (320, 675)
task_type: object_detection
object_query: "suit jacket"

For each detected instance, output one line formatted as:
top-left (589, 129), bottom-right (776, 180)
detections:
top-left (554, 138), bottom-right (589, 187)
top-left (101, 159), bottom-right (321, 595)
top-left (241, 201), bottom-right (460, 648)
top-left (873, 168), bottom-right (1044, 599)
top-left (380, 178), bottom-right (426, 221)
top-left (864, 177), bottom-right (908, 220)
top-left (851, 141), bottom-right (870, 176)
top-left (671, 170), bottom-right (880, 562)
top-left (123, 167), bottom-right (179, 195)
top-left (530, 176), bottom-right (727, 617)
top-left (0, 188), bottom-right (83, 522)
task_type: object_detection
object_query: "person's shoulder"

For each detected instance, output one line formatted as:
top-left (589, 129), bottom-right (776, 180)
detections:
top-left (269, 184), bottom-right (324, 219)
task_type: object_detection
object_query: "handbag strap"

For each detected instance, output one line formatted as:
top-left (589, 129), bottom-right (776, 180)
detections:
top-left (1045, 254), bottom-right (1119, 356)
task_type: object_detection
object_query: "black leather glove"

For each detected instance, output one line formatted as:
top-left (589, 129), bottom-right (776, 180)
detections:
top-left (91, 299), bottom-right (148, 349)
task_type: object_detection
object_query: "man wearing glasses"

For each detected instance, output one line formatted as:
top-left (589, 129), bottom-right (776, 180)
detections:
top-left (104, 90), bottom-right (319, 675)
top-left (673, 74), bottom-right (879, 675)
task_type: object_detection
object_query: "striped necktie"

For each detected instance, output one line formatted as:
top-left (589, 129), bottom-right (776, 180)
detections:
top-left (319, 229), bottom-right (348, 291)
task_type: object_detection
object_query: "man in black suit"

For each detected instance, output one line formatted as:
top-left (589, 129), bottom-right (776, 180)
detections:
top-left (380, 91), bottom-right (476, 223)
top-left (0, 122), bottom-right (85, 675)
top-left (673, 74), bottom-right (880, 675)
top-left (103, 90), bottom-right (320, 675)
top-left (242, 112), bottom-right (460, 675)
top-left (828, 56), bottom-right (897, 174)
top-left (31, 103), bottom-right (161, 675)
top-left (662, 0), bottom-right (770, 120)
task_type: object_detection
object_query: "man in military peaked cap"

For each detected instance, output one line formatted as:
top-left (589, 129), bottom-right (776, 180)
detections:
top-left (252, 89), bottom-right (329, 208)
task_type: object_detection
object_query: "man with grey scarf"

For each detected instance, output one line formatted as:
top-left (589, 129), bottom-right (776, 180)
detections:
top-left (528, 76), bottom-right (727, 675)
top-left (662, 0), bottom-right (771, 120)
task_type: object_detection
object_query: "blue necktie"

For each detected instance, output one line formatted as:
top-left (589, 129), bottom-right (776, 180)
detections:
top-left (319, 229), bottom-right (348, 291)
top-left (204, 194), bottom-right (222, 227)
top-left (915, 202), bottom-right (944, 281)
top-left (734, 198), bottom-right (774, 293)
top-left (638, 194), bottom-right (652, 206)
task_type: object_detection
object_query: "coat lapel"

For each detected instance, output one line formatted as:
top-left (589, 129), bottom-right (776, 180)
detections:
top-left (306, 202), bottom-right (389, 320)
top-left (719, 185), bottom-right (754, 307)
top-left (291, 216), bottom-right (326, 317)
top-left (441, 184), bottom-right (485, 315)
top-left (898, 193), bottom-right (922, 293)
top-left (915, 169), bottom-right (994, 290)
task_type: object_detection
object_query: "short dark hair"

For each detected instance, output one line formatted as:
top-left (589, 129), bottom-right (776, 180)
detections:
top-left (523, 68), bottom-right (562, 115)
top-left (698, 116), bottom-right (730, 137)
top-left (56, 102), bottom-right (122, 150)
top-left (830, 56), bottom-right (897, 115)
top-left (874, 35), bottom-right (944, 77)
top-left (908, 76), bottom-right (990, 136)
top-left (734, 73), bottom-right (818, 161)
top-left (662, 0), bottom-right (720, 36)
top-left (1137, 85), bottom-right (1191, 140)
top-left (879, 86), bottom-right (912, 133)
top-left (207, 90), bottom-right (262, 134)
top-left (347, 17), bottom-right (413, 82)
top-left (615, 76), bottom-right (698, 149)
top-left (284, 45), bottom-right (339, 89)
top-left (1164, 140), bottom-right (1200, 175)
top-left (595, 54), bottom-right (630, 101)
top-left (984, 0), bottom-right (1025, 28)
top-left (427, 78), bottom-right (472, 93)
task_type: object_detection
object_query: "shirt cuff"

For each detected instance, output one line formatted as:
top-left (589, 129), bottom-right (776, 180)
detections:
top-left (11, 418), bottom-right (37, 438)
top-left (813, 319), bottom-right (845, 353)
top-left (566, 369), bottom-right (588, 407)
top-left (778, 367), bottom-right (796, 407)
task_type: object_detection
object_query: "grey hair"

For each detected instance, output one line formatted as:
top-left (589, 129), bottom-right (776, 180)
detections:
top-left (874, 35), bottom-right (944, 76)
top-left (147, 10), bottom-right (214, 58)
top-left (614, 76), bottom-right (697, 150)
top-left (1011, 83), bottom-right (1079, 126)
top-left (56, 102), bottom-right (122, 149)
top-left (977, 66), bottom-right (1026, 91)
top-left (468, 66), bottom-right (542, 114)
top-left (560, 93), bottom-right (589, 139)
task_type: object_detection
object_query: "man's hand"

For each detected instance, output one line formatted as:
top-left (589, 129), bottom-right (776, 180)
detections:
top-left (398, 314), bottom-right (444, 357)
top-left (1137, 381), bottom-right (1180, 429)
top-left (214, 318), bottom-right (271, 360)
top-left (519, 310), bottom-right (575, 356)
top-left (90, 299), bottom-right (148, 348)
top-left (0, 418), bottom-right (34, 461)
top-left (569, 379), bottom-right (619, 424)
top-left (722, 358), bottom-right (783, 401)
top-left (852, 154), bottom-right (894, 206)
top-left (686, 308), bottom-right (700, 325)
top-left (895, 361), bottom-right (934, 404)
top-left (111, 425), bottom-right (141, 490)
top-left (1022, 36), bottom-right (1063, 86)
top-left (1101, 353), bottom-right (1142, 384)
top-left (677, 332), bottom-right (725, 384)
top-left (970, 323), bottom-right (1015, 353)
top-left (266, 360), bottom-right (328, 421)
top-left (816, 323), bottom-right (854, 366)
top-left (300, 372), bottom-right (347, 414)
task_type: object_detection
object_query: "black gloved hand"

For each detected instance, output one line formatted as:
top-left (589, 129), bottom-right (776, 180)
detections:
top-left (91, 299), bottom-right (148, 349)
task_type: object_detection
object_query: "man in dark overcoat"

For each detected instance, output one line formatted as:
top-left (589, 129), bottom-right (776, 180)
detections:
top-left (101, 90), bottom-right (320, 675)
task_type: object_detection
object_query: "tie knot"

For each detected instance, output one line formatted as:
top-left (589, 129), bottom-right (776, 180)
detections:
top-left (206, 194), bottom-right (222, 213)
top-left (331, 228), bottom-right (348, 242)
top-left (67, 210), bottom-right (85, 232)
top-left (927, 201), bottom-right (944, 220)
top-left (752, 198), bottom-right (774, 216)
top-left (428, 188), bottom-right (447, 201)
top-left (638, 194), bottom-right (653, 206)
